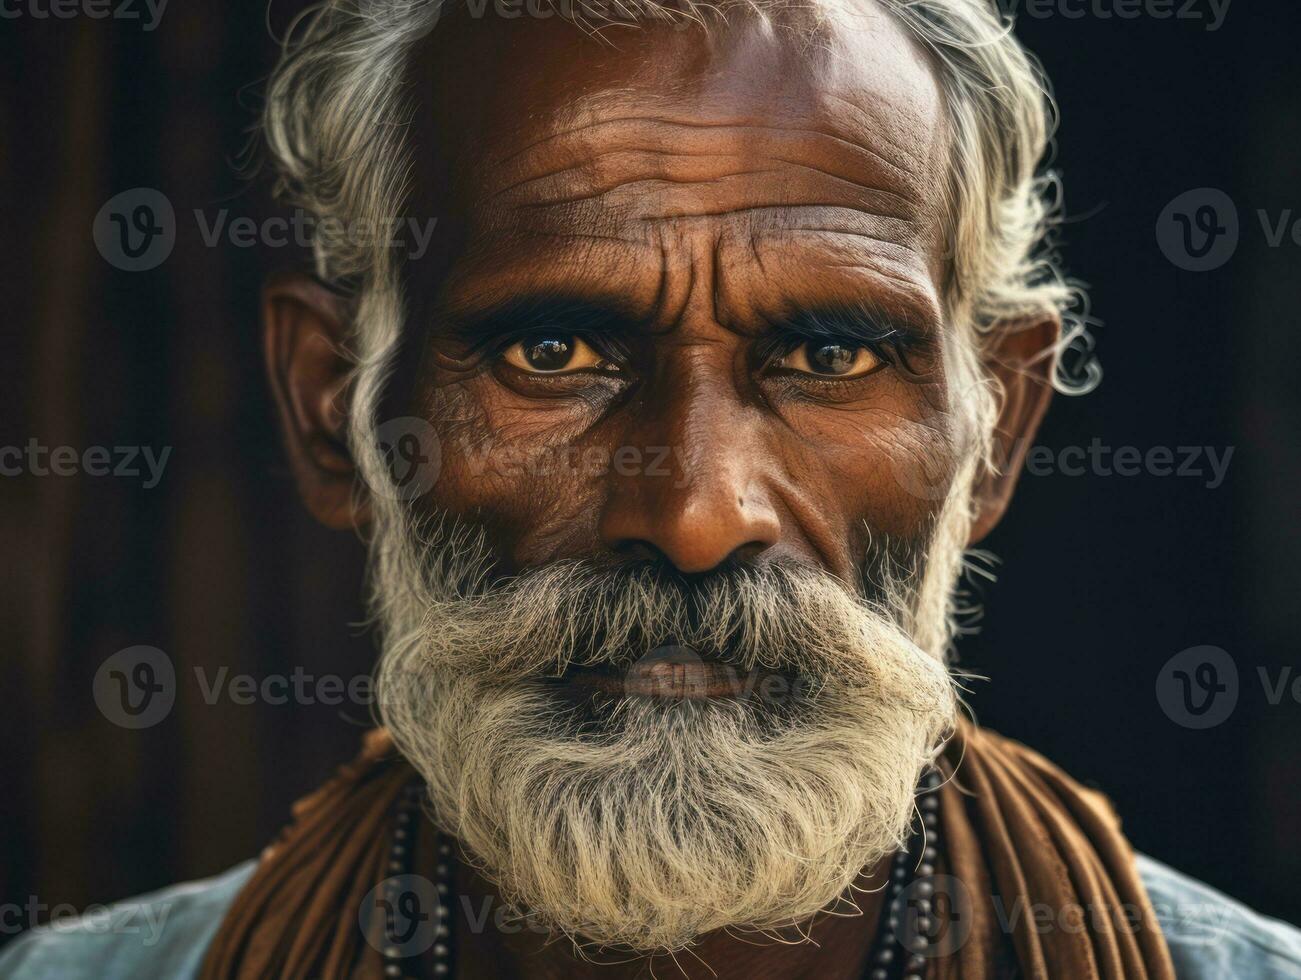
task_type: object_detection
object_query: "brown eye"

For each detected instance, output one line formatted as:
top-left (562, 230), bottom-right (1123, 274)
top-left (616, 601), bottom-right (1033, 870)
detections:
top-left (775, 341), bottom-right (882, 378)
top-left (502, 334), bottom-right (613, 374)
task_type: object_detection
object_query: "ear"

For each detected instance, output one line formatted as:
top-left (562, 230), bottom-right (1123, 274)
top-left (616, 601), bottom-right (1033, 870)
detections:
top-left (967, 315), bottom-right (1059, 544)
top-left (263, 271), bottom-right (370, 530)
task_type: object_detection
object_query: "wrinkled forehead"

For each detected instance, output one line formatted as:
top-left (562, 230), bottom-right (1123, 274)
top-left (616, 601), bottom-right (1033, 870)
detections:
top-left (408, 1), bottom-right (950, 241)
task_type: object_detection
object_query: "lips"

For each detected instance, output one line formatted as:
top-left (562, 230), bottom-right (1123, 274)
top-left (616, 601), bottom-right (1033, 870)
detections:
top-left (556, 646), bottom-right (784, 700)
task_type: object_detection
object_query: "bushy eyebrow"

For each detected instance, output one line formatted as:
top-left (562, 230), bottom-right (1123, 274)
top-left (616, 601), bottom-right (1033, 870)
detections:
top-left (443, 295), bottom-right (641, 350)
top-left (768, 301), bottom-right (936, 349)
top-left (441, 293), bottom-right (936, 358)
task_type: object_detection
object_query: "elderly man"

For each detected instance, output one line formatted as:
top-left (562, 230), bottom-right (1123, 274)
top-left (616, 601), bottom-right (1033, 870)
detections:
top-left (6, 0), bottom-right (1300, 977)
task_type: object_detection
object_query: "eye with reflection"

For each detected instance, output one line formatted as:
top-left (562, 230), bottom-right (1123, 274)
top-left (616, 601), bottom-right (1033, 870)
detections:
top-left (772, 340), bottom-right (883, 378)
top-left (501, 333), bottom-right (619, 374)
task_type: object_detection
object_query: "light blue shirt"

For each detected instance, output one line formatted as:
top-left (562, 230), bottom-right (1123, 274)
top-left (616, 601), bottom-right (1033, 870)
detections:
top-left (2, 855), bottom-right (1298, 978)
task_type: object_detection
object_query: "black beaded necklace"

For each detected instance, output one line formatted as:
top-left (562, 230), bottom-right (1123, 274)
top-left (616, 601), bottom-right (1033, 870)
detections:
top-left (379, 781), bottom-right (454, 979)
top-left (863, 767), bottom-right (945, 980)
top-left (380, 768), bottom-right (944, 980)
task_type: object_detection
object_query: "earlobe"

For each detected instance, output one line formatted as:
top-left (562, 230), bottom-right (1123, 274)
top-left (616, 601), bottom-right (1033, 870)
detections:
top-left (262, 271), bottom-right (371, 530)
top-left (967, 315), bottom-right (1060, 544)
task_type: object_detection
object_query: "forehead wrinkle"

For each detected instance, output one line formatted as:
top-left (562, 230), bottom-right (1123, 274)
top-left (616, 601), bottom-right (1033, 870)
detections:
top-left (438, 233), bottom-right (665, 323)
top-left (488, 118), bottom-right (928, 223)
top-left (712, 229), bottom-right (943, 335)
top-left (753, 226), bottom-right (930, 274)
top-left (484, 137), bottom-right (935, 242)
top-left (491, 113), bottom-right (918, 189)
top-left (495, 149), bottom-right (921, 224)
top-left (474, 93), bottom-right (947, 247)
top-left (490, 196), bottom-right (927, 258)
top-left (749, 212), bottom-right (943, 276)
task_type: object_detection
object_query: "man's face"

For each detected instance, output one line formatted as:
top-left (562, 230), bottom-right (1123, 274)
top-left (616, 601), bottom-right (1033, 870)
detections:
top-left (266, 0), bottom-right (1054, 955)
top-left (354, 5), bottom-right (971, 952)
top-left (408, 2), bottom-right (965, 588)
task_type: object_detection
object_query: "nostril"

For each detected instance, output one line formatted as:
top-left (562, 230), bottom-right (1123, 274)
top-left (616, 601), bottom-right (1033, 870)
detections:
top-left (615, 539), bottom-right (665, 564)
top-left (727, 541), bottom-right (771, 565)
top-left (598, 482), bottom-right (782, 574)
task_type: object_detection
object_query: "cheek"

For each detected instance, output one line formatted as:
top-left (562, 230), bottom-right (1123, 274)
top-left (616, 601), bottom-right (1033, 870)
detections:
top-left (414, 376), bottom-right (611, 566)
top-left (780, 380), bottom-right (963, 549)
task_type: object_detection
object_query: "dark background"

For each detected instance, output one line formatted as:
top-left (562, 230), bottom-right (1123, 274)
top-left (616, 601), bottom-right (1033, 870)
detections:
top-left (3, 0), bottom-right (1299, 944)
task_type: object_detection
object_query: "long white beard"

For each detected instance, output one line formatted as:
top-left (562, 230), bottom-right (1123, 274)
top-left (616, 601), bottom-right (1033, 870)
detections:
top-left (373, 514), bottom-right (963, 953)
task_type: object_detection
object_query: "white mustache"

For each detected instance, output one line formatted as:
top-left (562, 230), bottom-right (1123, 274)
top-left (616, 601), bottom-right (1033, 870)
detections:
top-left (409, 557), bottom-right (935, 693)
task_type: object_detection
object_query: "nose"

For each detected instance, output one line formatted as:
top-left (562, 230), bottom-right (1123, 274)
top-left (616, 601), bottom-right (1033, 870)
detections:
top-left (598, 380), bottom-right (781, 574)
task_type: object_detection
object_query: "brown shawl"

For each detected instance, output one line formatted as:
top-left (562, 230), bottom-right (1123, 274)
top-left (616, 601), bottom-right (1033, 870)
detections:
top-left (199, 723), bottom-right (1175, 979)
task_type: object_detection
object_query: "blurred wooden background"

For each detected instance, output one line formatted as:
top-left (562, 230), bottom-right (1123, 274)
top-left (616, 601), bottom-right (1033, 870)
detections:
top-left (0, 0), bottom-right (378, 925)
top-left (2, 0), bottom-right (1299, 943)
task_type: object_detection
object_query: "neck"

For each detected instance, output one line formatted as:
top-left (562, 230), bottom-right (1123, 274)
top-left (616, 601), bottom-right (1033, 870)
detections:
top-left (422, 832), bottom-right (890, 980)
